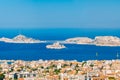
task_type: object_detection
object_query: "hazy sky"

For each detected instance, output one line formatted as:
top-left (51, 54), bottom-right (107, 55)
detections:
top-left (0, 0), bottom-right (120, 28)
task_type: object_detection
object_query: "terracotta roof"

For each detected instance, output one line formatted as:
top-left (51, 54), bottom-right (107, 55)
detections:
top-left (18, 78), bottom-right (24, 80)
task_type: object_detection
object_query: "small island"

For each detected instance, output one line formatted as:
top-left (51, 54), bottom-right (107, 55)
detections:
top-left (46, 42), bottom-right (66, 49)
top-left (65, 36), bottom-right (120, 46)
top-left (65, 37), bottom-right (93, 44)
top-left (93, 36), bottom-right (120, 46)
top-left (0, 34), bottom-right (45, 43)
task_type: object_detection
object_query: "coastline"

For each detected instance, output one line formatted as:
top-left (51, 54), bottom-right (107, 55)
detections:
top-left (0, 59), bottom-right (119, 62)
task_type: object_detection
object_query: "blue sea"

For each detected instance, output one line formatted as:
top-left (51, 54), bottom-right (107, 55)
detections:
top-left (0, 28), bottom-right (120, 61)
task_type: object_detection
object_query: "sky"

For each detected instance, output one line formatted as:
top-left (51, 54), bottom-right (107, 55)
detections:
top-left (0, 0), bottom-right (120, 29)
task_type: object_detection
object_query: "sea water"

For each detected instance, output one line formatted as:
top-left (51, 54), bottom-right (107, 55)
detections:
top-left (0, 28), bottom-right (119, 61)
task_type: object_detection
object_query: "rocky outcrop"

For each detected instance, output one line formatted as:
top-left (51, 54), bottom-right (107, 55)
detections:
top-left (93, 36), bottom-right (120, 46)
top-left (65, 36), bottom-right (120, 46)
top-left (0, 34), bottom-right (44, 43)
top-left (65, 37), bottom-right (93, 44)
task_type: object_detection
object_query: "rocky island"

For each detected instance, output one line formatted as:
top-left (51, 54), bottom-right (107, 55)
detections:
top-left (1, 35), bottom-right (120, 46)
top-left (65, 36), bottom-right (120, 46)
top-left (93, 36), bottom-right (120, 46)
top-left (0, 34), bottom-right (44, 43)
top-left (65, 37), bottom-right (93, 44)
top-left (46, 42), bottom-right (66, 49)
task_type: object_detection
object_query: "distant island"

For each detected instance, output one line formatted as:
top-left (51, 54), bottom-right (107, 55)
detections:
top-left (65, 36), bottom-right (120, 47)
top-left (65, 37), bottom-right (93, 44)
top-left (0, 34), bottom-right (45, 43)
top-left (1, 35), bottom-right (120, 46)
top-left (46, 42), bottom-right (66, 49)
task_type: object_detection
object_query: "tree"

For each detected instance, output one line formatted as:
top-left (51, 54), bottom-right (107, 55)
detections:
top-left (14, 73), bottom-right (18, 80)
top-left (82, 62), bottom-right (86, 67)
top-left (108, 77), bottom-right (116, 80)
top-left (0, 73), bottom-right (5, 80)
top-left (54, 69), bottom-right (60, 75)
top-left (89, 64), bottom-right (94, 67)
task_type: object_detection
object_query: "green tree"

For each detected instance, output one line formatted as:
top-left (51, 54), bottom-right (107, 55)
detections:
top-left (54, 69), bottom-right (60, 75)
top-left (108, 77), bottom-right (116, 80)
top-left (14, 73), bottom-right (18, 80)
top-left (89, 64), bottom-right (94, 67)
top-left (0, 73), bottom-right (5, 80)
top-left (82, 62), bottom-right (86, 67)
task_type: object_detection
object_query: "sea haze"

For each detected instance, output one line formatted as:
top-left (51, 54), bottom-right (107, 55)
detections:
top-left (0, 28), bottom-right (120, 61)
